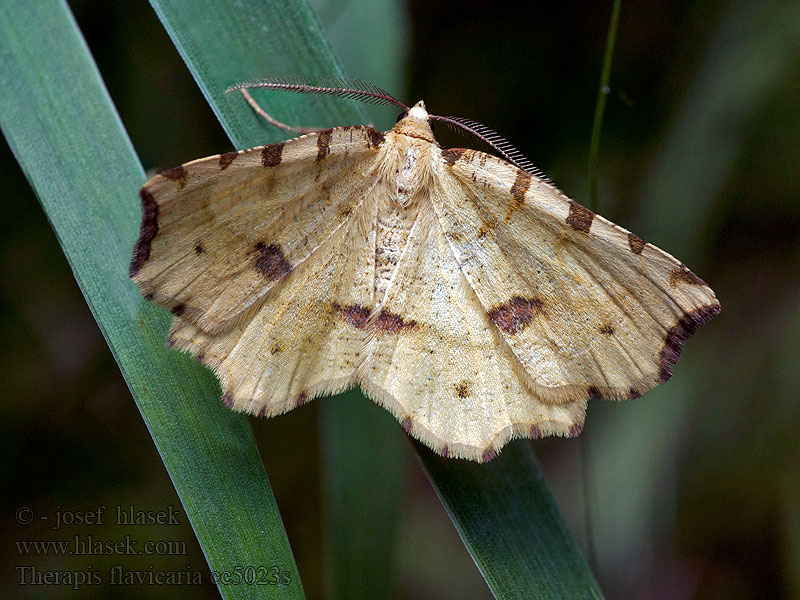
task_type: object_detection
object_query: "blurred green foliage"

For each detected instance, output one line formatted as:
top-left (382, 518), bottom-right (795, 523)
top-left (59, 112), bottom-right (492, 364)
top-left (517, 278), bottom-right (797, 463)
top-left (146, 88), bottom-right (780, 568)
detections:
top-left (2, 0), bottom-right (799, 598)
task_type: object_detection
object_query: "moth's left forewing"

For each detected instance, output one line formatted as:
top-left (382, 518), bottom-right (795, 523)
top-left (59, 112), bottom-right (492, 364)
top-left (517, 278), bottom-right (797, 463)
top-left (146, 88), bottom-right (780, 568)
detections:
top-left (132, 125), bottom-right (383, 334)
top-left (166, 189), bottom-right (379, 417)
top-left (431, 148), bottom-right (719, 403)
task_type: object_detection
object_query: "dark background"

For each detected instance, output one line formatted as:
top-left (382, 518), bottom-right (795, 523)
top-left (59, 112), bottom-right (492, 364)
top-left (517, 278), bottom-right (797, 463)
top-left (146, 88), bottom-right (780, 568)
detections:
top-left (2, 1), bottom-right (799, 598)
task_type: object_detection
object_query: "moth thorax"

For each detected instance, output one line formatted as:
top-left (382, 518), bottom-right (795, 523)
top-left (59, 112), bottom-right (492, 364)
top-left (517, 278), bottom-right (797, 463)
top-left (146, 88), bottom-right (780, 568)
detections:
top-left (395, 145), bottom-right (429, 207)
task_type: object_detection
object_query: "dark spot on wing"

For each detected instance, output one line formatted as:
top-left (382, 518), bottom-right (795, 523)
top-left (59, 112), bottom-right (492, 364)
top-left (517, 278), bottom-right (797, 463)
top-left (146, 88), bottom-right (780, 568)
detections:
top-left (599, 324), bottom-right (615, 335)
top-left (488, 296), bottom-right (546, 335)
top-left (161, 165), bottom-right (188, 189)
top-left (441, 445), bottom-right (450, 459)
top-left (144, 293), bottom-right (154, 301)
top-left (219, 152), bottom-right (238, 170)
top-left (669, 266), bottom-right (708, 288)
top-left (454, 380), bottom-right (471, 398)
top-left (296, 392), bottom-right (308, 408)
top-left (505, 170), bottom-right (531, 223)
top-left (375, 309), bottom-right (416, 333)
top-left (333, 303), bottom-right (371, 329)
top-left (194, 242), bottom-right (204, 255)
top-left (130, 187), bottom-right (159, 277)
top-left (261, 143), bottom-right (284, 167)
top-left (659, 304), bottom-right (721, 382)
top-left (566, 201), bottom-right (594, 233)
top-left (629, 388), bottom-right (642, 399)
top-left (253, 242), bottom-right (292, 281)
top-left (170, 303), bottom-right (185, 317)
top-left (333, 304), bottom-right (416, 332)
top-left (221, 393), bottom-right (234, 408)
top-left (481, 448), bottom-right (498, 463)
top-left (587, 386), bottom-right (602, 399)
top-left (366, 127), bottom-right (385, 149)
top-left (442, 148), bottom-right (467, 166)
top-left (270, 342), bottom-right (281, 355)
top-left (316, 128), bottom-right (332, 162)
top-left (257, 406), bottom-right (268, 418)
top-left (529, 425), bottom-right (543, 439)
top-left (628, 232), bottom-right (646, 254)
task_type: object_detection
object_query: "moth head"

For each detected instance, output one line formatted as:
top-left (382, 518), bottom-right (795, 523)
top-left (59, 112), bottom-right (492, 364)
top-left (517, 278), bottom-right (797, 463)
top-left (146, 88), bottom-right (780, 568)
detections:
top-left (407, 100), bottom-right (428, 120)
top-left (393, 100), bottom-right (436, 142)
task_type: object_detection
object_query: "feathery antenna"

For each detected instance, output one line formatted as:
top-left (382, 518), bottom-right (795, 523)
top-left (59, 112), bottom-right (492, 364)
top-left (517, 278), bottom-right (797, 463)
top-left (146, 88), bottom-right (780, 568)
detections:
top-left (227, 77), bottom-right (410, 111)
top-left (229, 78), bottom-right (542, 176)
top-left (428, 115), bottom-right (546, 180)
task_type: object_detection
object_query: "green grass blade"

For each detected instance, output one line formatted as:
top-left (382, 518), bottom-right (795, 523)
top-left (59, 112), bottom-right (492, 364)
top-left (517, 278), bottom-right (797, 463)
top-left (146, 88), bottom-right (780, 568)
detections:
top-left (148, 0), bottom-right (365, 146)
top-left (418, 442), bottom-right (603, 599)
top-left (318, 391), bottom-right (405, 598)
top-left (0, 2), bottom-right (304, 598)
top-left (146, 0), bottom-right (407, 595)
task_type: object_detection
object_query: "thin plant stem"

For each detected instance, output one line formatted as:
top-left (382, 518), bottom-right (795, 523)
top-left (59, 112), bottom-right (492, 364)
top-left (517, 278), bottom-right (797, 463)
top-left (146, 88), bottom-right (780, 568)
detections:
top-left (582, 0), bottom-right (623, 581)
top-left (587, 0), bottom-right (622, 212)
top-left (580, 426), bottom-right (599, 578)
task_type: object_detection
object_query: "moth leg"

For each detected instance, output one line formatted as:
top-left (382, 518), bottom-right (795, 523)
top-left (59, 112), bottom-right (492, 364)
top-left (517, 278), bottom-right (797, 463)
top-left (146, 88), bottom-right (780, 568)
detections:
top-left (236, 88), bottom-right (321, 134)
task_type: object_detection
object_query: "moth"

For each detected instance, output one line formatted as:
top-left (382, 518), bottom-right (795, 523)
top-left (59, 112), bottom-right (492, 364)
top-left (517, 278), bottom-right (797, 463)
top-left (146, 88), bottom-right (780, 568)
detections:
top-left (130, 78), bottom-right (719, 462)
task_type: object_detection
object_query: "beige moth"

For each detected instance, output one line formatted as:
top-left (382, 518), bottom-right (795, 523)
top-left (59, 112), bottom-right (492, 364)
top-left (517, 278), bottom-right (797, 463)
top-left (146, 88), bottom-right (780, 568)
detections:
top-left (130, 79), bottom-right (720, 462)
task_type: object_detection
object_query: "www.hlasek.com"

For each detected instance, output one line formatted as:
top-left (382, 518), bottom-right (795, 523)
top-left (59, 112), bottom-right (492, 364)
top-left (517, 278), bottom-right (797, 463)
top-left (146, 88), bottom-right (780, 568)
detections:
top-left (15, 536), bottom-right (187, 557)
